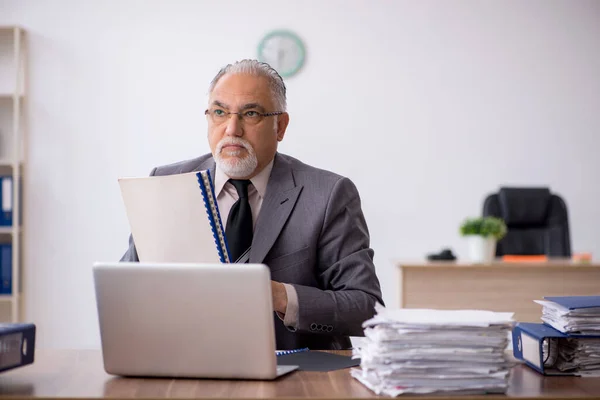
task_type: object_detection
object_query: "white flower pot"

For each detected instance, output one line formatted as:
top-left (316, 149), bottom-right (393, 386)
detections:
top-left (466, 235), bottom-right (497, 264)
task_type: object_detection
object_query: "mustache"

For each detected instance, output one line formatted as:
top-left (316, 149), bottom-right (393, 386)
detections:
top-left (216, 137), bottom-right (253, 153)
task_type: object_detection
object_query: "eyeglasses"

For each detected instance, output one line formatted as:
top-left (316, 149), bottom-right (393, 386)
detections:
top-left (205, 108), bottom-right (284, 126)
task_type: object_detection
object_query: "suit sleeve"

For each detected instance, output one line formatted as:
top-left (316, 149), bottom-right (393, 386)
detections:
top-left (119, 167), bottom-right (158, 262)
top-left (291, 177), bottom-right (384, 336)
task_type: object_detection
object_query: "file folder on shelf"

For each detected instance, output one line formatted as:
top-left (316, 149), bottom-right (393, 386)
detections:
top-left (0, 175), bottom-right (22, 227)
top-left (512, 322), bottom-right (600, 376)
top-left (0, 243), bottom-right (11, 294)
top-left (0, 323), bottom-right (36, 373)
top-left (0, 176), bottom-right (12, 226)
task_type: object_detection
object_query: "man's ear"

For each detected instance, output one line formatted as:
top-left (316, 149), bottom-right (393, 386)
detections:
top-left (276, 112), bottom-right (290, 142)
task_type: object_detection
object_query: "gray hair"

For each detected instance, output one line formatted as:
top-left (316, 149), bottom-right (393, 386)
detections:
top-left (208, 59), bottom-right (287, 111)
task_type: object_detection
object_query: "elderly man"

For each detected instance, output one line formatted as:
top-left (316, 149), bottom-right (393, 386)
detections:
top-left (121, 59), bottom-right (383, 350)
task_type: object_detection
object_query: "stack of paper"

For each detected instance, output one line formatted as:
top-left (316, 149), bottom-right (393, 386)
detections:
top-left (351, 304), bottom-right (515, 396)
top-left (535, 296), bottom-right (600, 335)
top-left (554, 337), bottom-right (600, 376)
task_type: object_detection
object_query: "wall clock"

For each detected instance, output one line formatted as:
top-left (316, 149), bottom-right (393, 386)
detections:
top-left (257, 30), bottom-right (306, 78)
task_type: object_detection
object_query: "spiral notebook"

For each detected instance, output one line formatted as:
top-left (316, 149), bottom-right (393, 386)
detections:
top-left (118, 170), bottom-right (232, 263)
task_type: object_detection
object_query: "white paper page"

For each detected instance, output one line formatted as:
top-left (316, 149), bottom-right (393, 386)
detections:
top-left (364, 303), bottom-right (514, 327)
top-left (118, 171), bottom-right (223, 263)
top-left (535, 299), bottom-right (570, 313)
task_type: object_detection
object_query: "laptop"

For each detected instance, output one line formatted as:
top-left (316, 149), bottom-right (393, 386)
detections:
top-left (92, 262), bottom-right (298, 379)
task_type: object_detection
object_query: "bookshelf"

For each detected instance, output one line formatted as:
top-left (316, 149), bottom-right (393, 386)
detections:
top-left (0, 26), bottom-right (26, 323)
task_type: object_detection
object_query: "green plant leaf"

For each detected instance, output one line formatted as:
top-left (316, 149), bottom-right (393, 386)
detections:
top-left (459, 216), bottom-right (507, 240)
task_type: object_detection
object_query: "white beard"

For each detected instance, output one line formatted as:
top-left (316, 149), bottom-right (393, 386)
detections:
top-left (214, 137), bottom-right (259, 178)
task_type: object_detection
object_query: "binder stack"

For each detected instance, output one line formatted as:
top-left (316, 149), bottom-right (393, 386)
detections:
top-left (351, 303), bottom-right (515, 396)
top-left (512, 296), bottom-right (600, 376)
top-left (536, 296), bottom-right (600, 336)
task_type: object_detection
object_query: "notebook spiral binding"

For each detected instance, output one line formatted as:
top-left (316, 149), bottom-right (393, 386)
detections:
top-left (196, 170), bottom-right (231, 263)
top-left (276, 347), bottom-right (309, 356)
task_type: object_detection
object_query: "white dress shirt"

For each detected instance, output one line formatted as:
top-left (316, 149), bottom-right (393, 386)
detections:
top-left (214, 159), bottom-right (299, 330)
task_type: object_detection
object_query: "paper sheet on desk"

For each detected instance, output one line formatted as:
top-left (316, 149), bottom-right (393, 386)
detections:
top-left (351, 368), bottom-right (509, 396)
top-left (364, 327), bottom-right (509, 347)
top-left (363, 304), bottom-right (515, 328)
top-left (351, 303), bottom-right (515, 396)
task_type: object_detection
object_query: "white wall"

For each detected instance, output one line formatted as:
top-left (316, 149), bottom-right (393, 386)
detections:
top-left (1, 0), bottom-right (599, 349)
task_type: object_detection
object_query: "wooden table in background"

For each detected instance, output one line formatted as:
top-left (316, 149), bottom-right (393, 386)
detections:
top-left (1, 350), bottom-right (599, 399)
top-left (397, 259), bottom-right (600, 322)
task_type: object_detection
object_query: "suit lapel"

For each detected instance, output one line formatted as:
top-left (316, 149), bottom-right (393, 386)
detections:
top-left (250, 154), bottom-right (303, 263)
top-left (191, 158), bottom-right (217, 180)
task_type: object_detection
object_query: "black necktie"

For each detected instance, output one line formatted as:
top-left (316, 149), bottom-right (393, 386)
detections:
top-left (225, 179), bottom-right (253, 262)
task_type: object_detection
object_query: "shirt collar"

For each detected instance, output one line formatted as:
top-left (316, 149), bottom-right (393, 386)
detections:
top-left (214, 158), bottom-right (274, 198)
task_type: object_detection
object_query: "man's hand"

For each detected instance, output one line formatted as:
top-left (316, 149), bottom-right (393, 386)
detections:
top-left (271, 281), bottom-right (288, 314)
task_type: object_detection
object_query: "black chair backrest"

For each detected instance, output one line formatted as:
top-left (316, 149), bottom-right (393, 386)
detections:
top-left (483, 187), bottom-right (571, 257)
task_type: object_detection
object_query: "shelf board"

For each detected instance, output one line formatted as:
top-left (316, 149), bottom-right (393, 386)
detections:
top-left (0, 294), bottom-right (17, 302)
top-left (0, 226), bottom-right (21, 234)
top-left (0, 94), bottom-right (24, 99)
top-left (0, 160), bottom-right (23, 166)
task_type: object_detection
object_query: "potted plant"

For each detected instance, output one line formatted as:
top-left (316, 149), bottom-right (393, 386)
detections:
top-left (459, 217), bottom-right (507, 263)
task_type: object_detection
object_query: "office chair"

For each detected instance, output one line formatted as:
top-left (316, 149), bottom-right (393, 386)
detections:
top-left (482, 187), bottom-right (571, 257)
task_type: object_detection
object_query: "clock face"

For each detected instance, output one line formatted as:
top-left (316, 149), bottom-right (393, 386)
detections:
top-left (257, 30), bottom-right (305, 78)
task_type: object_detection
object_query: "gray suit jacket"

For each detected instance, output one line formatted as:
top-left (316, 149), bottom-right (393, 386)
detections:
top-left (121, 152), bottom-right (384, 350)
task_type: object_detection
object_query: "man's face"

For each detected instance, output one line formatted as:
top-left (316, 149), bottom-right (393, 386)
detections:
top-left (207, 73), bottom-right (289, 179)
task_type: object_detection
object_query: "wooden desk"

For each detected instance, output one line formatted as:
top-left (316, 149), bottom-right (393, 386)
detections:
top-left (0, 350), bottom-right (599, 399)
top-left (397, 259), bottom-right (600, 322)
